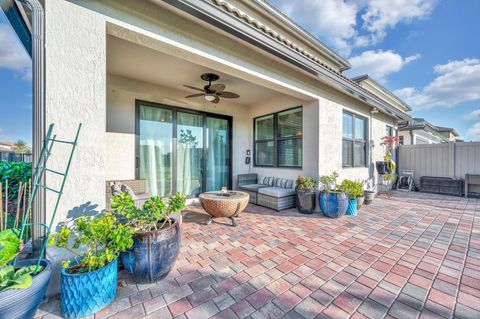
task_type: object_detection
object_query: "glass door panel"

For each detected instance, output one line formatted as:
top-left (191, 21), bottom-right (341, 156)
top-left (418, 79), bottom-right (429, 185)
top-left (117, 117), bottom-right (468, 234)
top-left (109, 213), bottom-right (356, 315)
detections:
top-left (176, 112), bottom-right (204, 197)
top-left (139, 105), bottom-right (173, 197)
top-left (205, 117), bottom-right (230, 191)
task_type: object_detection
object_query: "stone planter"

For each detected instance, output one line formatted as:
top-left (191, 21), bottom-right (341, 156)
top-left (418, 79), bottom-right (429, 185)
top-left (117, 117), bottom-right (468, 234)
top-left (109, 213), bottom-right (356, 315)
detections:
top-left (122, 218), bottom-right (181, 282)
top-left (296, 190), bottom-right (316, 214)
top-left (364, 191), bottom-right (375, 205)
top-left (0, 259), bottom-right (51, 319)
top-left (61, 259), bottom-right (118, 318)
top-left (356, 196), bottom-right (365, 208)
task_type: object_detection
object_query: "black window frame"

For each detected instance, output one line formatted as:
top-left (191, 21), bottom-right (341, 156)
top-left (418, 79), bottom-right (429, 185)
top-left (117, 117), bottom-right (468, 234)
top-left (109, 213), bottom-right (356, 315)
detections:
top-left (253, 106), bottom-right (303, 169)
top-left (342, 111), bottom-right (368, 168)
top-left (386, 125), bottom-right (394, 137)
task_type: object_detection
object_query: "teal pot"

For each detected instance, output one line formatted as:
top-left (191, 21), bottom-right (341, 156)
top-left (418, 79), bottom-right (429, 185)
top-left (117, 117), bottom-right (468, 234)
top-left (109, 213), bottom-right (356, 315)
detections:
top-left (319, 191), bottom-right (348, 218)
top-left (356, 196), bottom-right (365, 208)
top-left (296, 190), bottom-right (316, 214)
top-left (61, 258), bottom-right (118, 319)
top-left (346, 199), bottom-right (358, 216)
top-left (0, 259), bottom-right (51, 319)
top-left (364, 191), bottom-right (375, 205)
top-left (121, 219), bottom-right (181, 282)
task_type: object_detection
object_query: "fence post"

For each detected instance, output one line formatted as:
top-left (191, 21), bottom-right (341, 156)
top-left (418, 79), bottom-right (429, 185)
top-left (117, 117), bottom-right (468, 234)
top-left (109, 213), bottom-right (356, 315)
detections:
top-left (448, 141), bottom-right (455, 178)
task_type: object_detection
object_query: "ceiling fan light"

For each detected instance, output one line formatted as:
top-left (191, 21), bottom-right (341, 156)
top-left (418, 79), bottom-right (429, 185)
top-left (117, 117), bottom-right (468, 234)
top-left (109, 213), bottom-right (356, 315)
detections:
top-left (204, 94), bottom-right (216, 102)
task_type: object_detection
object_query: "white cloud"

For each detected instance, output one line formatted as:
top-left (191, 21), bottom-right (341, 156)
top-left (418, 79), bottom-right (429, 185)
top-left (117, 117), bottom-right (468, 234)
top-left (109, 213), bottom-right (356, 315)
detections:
top-left (349, 50), bottom-right (420, 82)
top-left (271, 0), bottom-right (437, 56)
top-left (466, 122), bottom-right (480, 141)
top-left (394, 58), bottom-right (480, 109)
top-left (465, 109), bottom-right (480, 121)
top-left (360, 0), bottom-right (437, 44)
top-left (0, 22), bottom-right (31, 80)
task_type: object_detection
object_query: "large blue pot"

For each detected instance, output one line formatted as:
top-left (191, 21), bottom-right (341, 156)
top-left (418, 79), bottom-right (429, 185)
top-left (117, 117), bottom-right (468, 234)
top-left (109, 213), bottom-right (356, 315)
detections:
top-left (61, 258), bottom-right (117, 318)
top-left (346, 198), bottom-right (357, 216)
top-left (121, 219), bottom-right (181, 282)
top-left (0, 259), bottom-right (51, 319)
top-left (319, 191), bottom-right (348, 218)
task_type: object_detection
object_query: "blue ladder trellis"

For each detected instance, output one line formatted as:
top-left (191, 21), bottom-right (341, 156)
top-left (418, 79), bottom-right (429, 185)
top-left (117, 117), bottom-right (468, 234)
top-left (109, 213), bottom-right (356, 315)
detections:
top-left (13, 123), bottom-right (82, 271)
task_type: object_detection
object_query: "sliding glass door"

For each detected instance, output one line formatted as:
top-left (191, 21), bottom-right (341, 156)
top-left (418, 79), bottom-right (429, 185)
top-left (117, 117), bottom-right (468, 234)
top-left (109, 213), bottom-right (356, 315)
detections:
top-left (137, 101), bottom-right (231, 197)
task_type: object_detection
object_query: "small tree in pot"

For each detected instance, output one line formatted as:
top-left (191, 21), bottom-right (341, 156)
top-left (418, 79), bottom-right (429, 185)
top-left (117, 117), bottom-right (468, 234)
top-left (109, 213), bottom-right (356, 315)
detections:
top-left (319, 172), bottom-right (348, 218)
top-left (112, 192), bottom-right (186, 282)
top-left (295, 176), bottom-right (317, 214)
top-left (48, 213), bottom-right (133, 319)
top-left (377, 136), bottom-right (400, 174)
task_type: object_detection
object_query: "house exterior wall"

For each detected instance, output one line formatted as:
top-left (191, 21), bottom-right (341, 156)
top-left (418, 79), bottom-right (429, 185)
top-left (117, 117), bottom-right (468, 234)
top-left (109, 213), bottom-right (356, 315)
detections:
top-left (399, 129), bottom-right (446, 145)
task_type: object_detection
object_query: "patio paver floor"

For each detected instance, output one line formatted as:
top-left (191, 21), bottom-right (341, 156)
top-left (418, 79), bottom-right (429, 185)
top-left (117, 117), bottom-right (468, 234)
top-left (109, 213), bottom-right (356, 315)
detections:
top-left (37, 191), bottom-right (480, 319)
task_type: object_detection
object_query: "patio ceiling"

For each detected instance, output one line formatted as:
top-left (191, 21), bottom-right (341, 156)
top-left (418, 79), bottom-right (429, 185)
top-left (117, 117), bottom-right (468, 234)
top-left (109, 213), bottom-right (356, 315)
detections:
top-left (107, 35), bottom-right (301, 107)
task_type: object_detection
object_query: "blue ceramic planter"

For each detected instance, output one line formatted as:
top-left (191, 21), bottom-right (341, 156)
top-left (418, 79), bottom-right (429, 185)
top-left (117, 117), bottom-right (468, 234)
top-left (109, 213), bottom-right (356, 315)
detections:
top-left (346, 199), bottom-right (357, 216)
top-left (61, 259), bottom-right (118, 319)
top-left (0, 259), bottom-right (51, 319)
top-left (319, 191), bottom-right (348, 218)
top-left (122, 219), bottom-right (181, 282)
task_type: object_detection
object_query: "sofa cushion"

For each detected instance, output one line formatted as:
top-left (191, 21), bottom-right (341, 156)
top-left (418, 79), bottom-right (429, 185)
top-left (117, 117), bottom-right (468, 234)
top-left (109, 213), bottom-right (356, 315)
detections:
top-left (258, 175), bottom-right (274, 186)
top-left (258, 187), bottom-right (296, 198)
top-left (239, 184), bottom-right (269, 192)
top-left (275, 178), bottom-right (294, 189)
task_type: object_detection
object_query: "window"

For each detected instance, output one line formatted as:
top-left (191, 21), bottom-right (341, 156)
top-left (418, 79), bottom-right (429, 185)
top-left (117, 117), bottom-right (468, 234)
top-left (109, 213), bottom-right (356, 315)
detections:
top-left (254, 107), bottom-right (302, 168)
top-left (342, 111), bottom-right (367, 167)
top-left (386, 125), bottom-right (394, 137)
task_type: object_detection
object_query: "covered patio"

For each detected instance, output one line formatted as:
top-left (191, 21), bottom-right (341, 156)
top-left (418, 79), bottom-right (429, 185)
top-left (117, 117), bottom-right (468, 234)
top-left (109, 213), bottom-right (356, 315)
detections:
top-left (37, 191), bottom-right (480, 319)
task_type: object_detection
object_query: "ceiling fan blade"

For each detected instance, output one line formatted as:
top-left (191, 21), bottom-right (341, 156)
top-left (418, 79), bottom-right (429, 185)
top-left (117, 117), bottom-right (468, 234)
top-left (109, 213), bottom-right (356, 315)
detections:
top-left (183, 85), bottom-right (204, 92)
top-left (210, 83), bottom-right (225, 93)
top-left (185, 93), bottom-right (204, 98)
top-left (218, 91), bottom-right (240, 98)
top-left (211, 96), bottom-right (220, 104)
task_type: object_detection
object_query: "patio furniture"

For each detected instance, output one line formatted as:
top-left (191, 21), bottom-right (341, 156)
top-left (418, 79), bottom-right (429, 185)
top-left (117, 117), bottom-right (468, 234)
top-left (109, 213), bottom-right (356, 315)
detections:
top-left (237, 174), bottom-right (296, 211)
top-left (420, 176), bottom-right (464, 196)
top-left (199, 191), bottom-right (249, 226)
top-left (105, 179), bottom-right (150, 210)
top-left (465, 174), bottom-right (480, 198)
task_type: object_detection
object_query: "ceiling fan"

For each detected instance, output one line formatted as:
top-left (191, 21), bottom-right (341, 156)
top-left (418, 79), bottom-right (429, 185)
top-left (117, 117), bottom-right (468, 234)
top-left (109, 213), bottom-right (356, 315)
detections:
top-left (184, 73), bottom-right (240, 104)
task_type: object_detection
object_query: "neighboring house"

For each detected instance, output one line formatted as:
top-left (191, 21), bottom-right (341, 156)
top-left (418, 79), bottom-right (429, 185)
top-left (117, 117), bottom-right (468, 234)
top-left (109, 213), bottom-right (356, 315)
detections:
top-left (398, 118), bottom-right (459, 145)
top-left (3, 0), bottom-right (413, 288)
top-left (0, 141), bottom-right (32, 162)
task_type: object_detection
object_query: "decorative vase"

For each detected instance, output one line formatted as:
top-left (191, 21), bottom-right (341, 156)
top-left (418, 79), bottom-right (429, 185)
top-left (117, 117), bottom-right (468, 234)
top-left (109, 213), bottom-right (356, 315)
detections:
top-left (364, 191), bottom-right (375, 205)
top-left (121, 218), bottom-right (181, 282)
top-left (319, 191), bottom-right (348, 218)
top-left (296, 191), bottom-right (316, 214)
top-left (0, 259), bottom-right (51, 319)
top-left (61, 259), bottom-right (118, 318)
top-left (356, 196), bottom-right (365, 208)
top-left (346, 199), bottom-right (357, 216)
top-left (375, 161), bottom-right (390, 175)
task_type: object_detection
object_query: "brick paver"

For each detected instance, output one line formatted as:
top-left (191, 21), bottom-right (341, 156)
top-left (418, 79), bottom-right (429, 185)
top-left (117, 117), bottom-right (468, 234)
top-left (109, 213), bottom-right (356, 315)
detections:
top-left (37, 192), bottom-right (480, 318)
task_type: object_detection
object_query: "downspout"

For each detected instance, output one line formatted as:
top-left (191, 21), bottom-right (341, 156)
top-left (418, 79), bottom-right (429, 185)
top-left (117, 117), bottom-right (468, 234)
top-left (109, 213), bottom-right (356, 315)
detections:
top-left (20, 0), bottom-right (46, 256)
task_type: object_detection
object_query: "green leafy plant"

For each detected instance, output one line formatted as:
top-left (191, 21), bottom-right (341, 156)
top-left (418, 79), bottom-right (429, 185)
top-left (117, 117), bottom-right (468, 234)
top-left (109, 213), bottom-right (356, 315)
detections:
top-left (319, 171), bottom-right (340, 193)
top-left (48, 212), bottom-right (134, 274)
top-left (0, 161), bottom-right (32, 199)
top-left (112, 192), bottom-right (186, 233)
top-left (384, 173), bottom-right (397, 182)
top-left (0, 229), bottom-right (43, 291)
top-left (295, 176), bottom-right (316, 192)
top-left (339, 180), bottom-right (365, 199)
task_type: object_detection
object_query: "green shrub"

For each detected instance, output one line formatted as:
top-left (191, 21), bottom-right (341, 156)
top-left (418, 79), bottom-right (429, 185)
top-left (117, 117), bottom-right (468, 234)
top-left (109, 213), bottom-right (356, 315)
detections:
top-left (295, 176), bottom-right (316, 192)
top-left (0, 161), bottom-right (32, 199)
top-left (339, 180), bottom-right (365, 199)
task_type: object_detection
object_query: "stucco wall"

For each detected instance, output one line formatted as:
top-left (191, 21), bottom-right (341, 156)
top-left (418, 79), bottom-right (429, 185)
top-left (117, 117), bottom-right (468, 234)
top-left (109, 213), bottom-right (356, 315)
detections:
top-left (44, 0), bottom-right (106, 294)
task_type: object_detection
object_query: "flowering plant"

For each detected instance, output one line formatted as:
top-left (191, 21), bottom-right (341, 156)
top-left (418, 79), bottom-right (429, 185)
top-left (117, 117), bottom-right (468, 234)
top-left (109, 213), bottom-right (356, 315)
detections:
top-left (381, 136), bottom-right (400, 171)
top-left (295, 176), bottom-right (316, 192)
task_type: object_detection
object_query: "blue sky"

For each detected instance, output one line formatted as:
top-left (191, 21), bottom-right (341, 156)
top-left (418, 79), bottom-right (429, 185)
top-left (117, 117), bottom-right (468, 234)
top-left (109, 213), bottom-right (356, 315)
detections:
top-left (1, 1), bottom-right (480, 144)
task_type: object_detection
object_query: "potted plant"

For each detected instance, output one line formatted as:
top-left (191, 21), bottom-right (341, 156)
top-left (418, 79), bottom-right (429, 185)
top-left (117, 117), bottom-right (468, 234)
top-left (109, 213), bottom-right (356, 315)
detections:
top-left (112, 192), bottom-right (186, 282)
top-left (364, 190), bottom-right (375, 205)
top-left (377, 136), bottom-right (400, 175)
top-left (48, 212), bottom-right (133, 319)
top-left (295, 176), bottom-right (316, 214)
top-left (319, 172), bottom-right (348, 218)
top-left (356, 180), bottom-right (366, 208)
top-left (383, 173), bottom-right (397, 190)
top-left (0, 229), bottom-right (52, 319)
top-left (339, 180), bottom-right (364, 216)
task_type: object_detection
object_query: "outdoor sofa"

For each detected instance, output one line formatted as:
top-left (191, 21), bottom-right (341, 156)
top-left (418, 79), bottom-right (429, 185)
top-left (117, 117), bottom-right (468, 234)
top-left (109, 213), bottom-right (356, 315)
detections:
top-left (237, 173), bottom-right (296, 211)
top-left (105, 179), bottom-right (150, 210)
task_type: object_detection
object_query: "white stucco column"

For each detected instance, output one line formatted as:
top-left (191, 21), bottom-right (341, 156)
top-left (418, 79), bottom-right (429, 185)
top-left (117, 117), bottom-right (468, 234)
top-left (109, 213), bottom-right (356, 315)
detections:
top-left (44, 0), bottom-right (106, 294)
